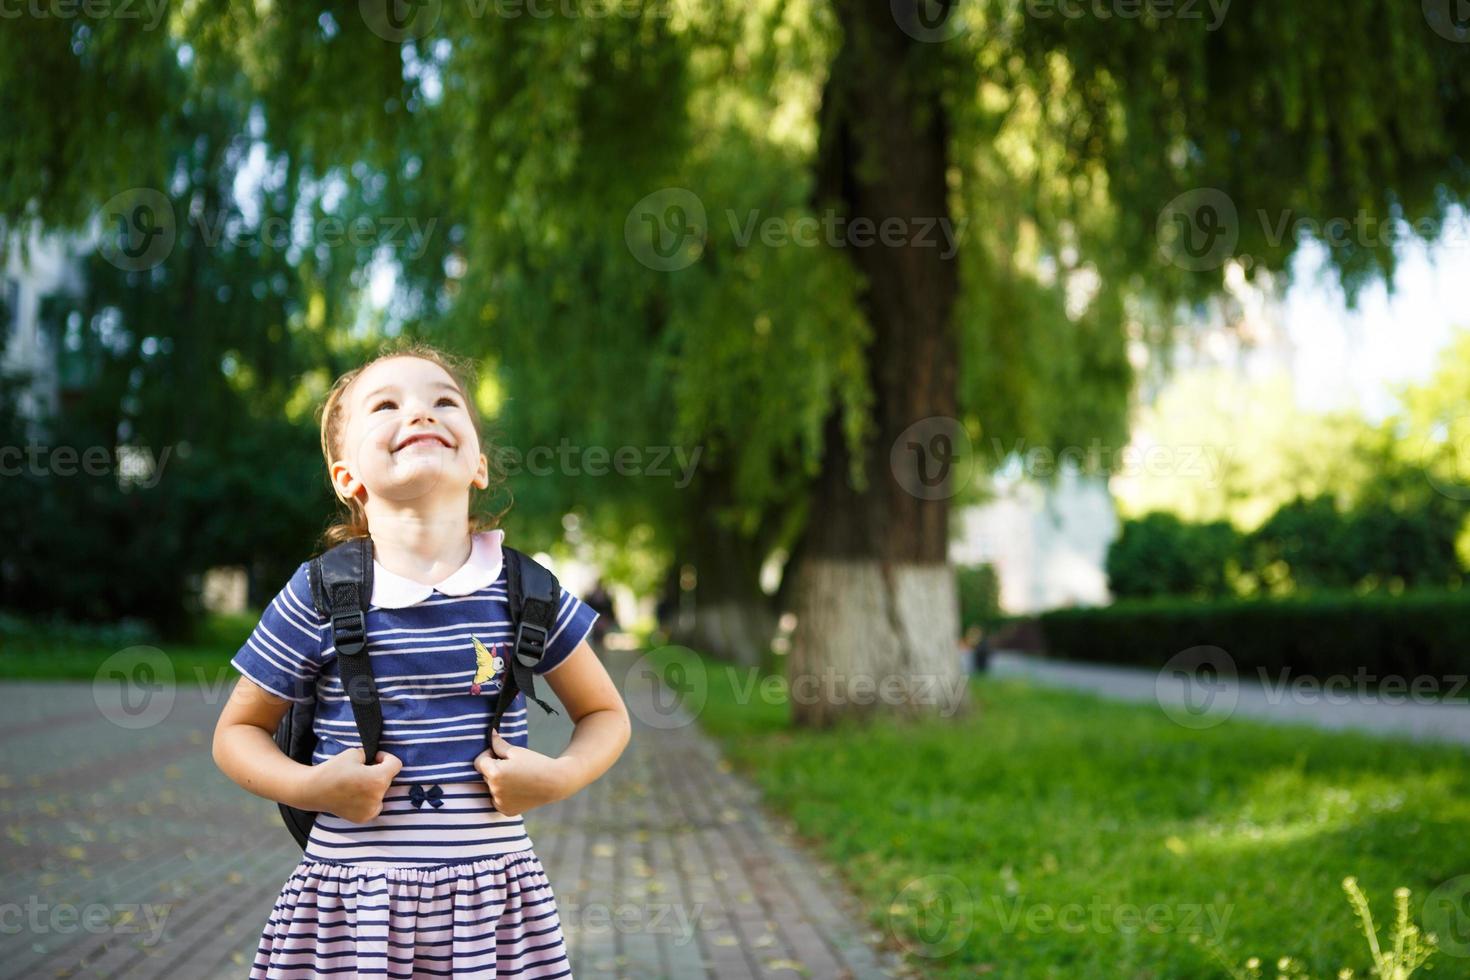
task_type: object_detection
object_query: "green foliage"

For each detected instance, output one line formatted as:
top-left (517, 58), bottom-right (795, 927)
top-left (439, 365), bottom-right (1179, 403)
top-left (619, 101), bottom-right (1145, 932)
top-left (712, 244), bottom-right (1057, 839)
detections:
top-left (1108, 326), bottom-right (1470, 604)
top-left (1245, 494), bottom-right (1465, 596)
top-left (951, 33), bottom-right (1137, 480)
top-left (0, 28), bottom-right (402, 629)
top-left (3, 1), bottom-right (1470, 626)
top-left (1107, 511), bottom-right (1242, 599)
top-left (0, 16), bottom-right (177, 228)
top-left (1115, 370), bottom-right (1382, 529)
top-left (1242, 496), bottom-right (1359, 595)
top-left (648, 647), bottom-right (1470, 978)
top-left (0, 610), bottom-right (156, 653)
top-left (1338, 878), bottom-right (1437, 980)
top-left (1209, 879), bottom-right (1438, 979)
top-left (1040, 588), bottom-right (1470, 681)
top-left (956, 562), bottom-right (1002, 632)
top-left (1109, 491), bottom-right (1467, 602)
top-left (1002, 0), bottom-right (1470, 300)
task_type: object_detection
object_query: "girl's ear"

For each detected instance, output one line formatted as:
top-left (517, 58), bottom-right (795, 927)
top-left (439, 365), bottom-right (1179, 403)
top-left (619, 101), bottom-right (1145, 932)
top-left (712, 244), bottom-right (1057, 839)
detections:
top-left (472, 452), bottom-right (490, 490)
top-left (329, 459), bottom-right (364, 501)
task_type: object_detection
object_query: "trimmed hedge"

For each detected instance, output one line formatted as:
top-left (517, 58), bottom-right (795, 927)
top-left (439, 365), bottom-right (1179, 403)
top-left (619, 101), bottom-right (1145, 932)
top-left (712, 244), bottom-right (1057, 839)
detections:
top-left (1038, 590), bottom-right (1470, 680)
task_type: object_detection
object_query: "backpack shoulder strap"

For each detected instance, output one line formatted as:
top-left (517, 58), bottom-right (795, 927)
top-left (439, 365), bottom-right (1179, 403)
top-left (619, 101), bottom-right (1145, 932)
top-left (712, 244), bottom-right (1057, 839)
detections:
top-left (486, 546), bottom-right (561, 758)
top-left (504, 545), bottom-right (560, 668)
top-left (309, 536), bottom-right (384, 765)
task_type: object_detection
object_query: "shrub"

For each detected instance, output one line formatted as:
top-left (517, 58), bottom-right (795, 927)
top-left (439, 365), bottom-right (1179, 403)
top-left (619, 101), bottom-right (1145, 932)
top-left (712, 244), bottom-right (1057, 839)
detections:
top-left (956, 562), bottom-right (1002, 632)
top-left (1245, 495), bottom-right (1464, 595)
top-left (1106, 512), bottom-right (1242, 599)
top-left (1109, 495), bottom-right (1468, 603)
top-left (1038, 589), bottom-right (1470, 681)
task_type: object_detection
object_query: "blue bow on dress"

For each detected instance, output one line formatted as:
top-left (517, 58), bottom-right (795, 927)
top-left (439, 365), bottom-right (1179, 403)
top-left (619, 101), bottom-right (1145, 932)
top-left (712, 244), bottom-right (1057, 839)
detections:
top-left (409, 783), bottom-right (444, 809)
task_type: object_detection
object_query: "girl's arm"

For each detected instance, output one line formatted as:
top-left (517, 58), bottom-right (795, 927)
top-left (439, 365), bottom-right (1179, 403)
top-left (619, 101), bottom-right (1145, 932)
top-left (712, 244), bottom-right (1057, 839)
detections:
top-left (212, 675), bottom-right (402, 823)
top-left (544, 639), bottom-right (633, 796)
top-left (475, 639), bottom-right (632, 815)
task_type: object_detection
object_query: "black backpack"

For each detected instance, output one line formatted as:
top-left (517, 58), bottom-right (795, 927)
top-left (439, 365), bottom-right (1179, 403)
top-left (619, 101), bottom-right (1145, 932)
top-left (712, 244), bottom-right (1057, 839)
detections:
top-left (273, 535), bottom-right (564, 848)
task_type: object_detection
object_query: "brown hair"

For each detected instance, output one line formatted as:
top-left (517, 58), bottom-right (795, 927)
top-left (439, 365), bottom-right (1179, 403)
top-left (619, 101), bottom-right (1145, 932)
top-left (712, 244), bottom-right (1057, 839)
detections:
top-left (316, 339), bottom-right (511, 548)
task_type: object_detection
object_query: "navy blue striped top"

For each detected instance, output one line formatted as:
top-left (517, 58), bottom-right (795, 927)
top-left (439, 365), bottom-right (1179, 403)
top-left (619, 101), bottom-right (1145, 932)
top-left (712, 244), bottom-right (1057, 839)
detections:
top-left (230, 532), bottom-right (599, 784)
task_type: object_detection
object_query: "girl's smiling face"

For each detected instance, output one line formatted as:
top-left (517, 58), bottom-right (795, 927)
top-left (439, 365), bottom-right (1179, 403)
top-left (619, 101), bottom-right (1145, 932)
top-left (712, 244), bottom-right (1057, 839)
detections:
top-left (329, 355), bottom-right (489, 512)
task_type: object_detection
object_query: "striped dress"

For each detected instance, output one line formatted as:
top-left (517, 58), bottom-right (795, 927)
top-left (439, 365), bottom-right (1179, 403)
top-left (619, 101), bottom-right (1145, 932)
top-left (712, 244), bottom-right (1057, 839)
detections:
top-left (229, 530), bottom-right (599, 979)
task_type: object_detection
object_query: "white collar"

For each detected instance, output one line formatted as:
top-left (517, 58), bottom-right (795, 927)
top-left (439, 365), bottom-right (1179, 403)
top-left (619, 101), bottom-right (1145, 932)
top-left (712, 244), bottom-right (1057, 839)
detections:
top-left (370, 529), bottom-right (506, 608)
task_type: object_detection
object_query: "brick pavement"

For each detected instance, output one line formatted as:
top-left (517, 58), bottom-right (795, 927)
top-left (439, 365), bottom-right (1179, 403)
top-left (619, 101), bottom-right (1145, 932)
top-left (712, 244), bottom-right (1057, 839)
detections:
top-left (0, 649), bottom-right (908, 979)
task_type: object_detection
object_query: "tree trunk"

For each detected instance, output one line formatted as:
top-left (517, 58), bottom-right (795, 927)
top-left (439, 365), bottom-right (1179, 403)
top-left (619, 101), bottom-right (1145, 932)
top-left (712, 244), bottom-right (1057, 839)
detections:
top-left (788, 0), bottom-right (969, 727)
top-left (669, 472), bottom-right (780, 667)
top-left (681, 520), bottom-right (778, 668)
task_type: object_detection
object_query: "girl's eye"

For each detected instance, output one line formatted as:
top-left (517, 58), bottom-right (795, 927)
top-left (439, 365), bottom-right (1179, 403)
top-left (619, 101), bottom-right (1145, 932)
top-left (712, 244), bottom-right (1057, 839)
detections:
top-left (372, 399), bottom-right (397, 412)
top-left (436, 397), bottom-right (459, 408)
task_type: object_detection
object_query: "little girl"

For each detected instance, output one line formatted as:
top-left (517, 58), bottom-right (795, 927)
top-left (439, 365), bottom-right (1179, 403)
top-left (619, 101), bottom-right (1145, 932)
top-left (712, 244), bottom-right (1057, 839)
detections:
top-left (213, 341), bottom-right (632, 978)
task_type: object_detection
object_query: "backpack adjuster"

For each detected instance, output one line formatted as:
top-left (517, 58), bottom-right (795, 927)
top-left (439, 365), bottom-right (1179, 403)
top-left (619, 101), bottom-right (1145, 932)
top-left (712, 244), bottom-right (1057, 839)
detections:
top-left (333, 611), bottom-right (367, 657)
top-left (513, 621), bottom-right (548, 667)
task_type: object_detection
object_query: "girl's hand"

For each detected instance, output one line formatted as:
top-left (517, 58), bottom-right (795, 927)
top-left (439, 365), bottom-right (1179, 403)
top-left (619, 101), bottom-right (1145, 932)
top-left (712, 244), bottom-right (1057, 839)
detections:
top-left (473, 730), bottom-right (575, 816)
top-left (313, 748), bottom-right (404, 823)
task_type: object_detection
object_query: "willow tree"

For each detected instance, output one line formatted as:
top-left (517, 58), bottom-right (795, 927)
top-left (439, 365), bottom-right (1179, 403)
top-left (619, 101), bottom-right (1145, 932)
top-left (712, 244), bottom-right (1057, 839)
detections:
top-left (0, 11), bottom-right (457, 622)
top-left (5, 1), bottom-right (1468, 719)
top-left (780, 0), bottom-right (1470, 724)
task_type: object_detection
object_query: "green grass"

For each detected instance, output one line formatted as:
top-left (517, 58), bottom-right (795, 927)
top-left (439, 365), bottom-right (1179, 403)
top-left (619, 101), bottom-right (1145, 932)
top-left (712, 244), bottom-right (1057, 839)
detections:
top-left (0, 612), bottom-right (254, 683)
top-left (645, 647), bottom-right (1470, 980)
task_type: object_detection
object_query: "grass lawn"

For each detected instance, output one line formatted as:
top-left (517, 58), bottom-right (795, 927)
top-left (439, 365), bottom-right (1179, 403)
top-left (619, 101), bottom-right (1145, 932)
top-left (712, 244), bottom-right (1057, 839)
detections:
top-left (644, 647), bottom-right (1470, 980)
top-left (0, 612), bottom-right (254, 684)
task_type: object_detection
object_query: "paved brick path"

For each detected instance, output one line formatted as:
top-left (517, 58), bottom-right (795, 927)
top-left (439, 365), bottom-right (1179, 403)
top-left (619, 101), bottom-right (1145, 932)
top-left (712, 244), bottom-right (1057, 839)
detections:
top-left (0, 649), bottom-right (907, 979)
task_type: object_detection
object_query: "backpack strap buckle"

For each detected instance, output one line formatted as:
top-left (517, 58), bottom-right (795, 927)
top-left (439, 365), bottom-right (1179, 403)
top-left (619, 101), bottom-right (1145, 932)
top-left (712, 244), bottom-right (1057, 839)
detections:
top-left (332, 611), bottom-right (367, 656)
top-left (513, 620), bottom-right (548, 668)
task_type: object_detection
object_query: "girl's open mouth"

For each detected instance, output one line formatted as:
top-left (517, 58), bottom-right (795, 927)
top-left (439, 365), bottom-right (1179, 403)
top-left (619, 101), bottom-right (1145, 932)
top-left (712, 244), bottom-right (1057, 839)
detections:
top-left (394, 432), bottom-right (454, 452)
